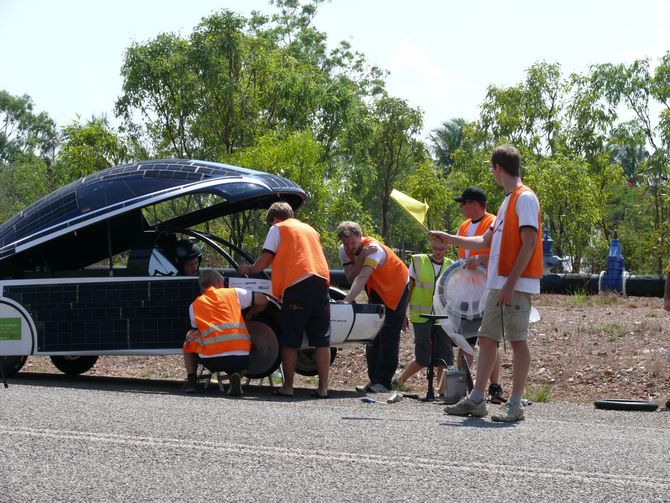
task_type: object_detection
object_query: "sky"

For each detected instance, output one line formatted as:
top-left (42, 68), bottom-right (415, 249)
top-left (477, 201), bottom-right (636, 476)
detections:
top-left (1, 0), bottom-right (669, 140)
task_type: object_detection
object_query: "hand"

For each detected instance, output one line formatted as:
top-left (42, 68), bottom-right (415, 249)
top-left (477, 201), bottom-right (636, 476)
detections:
top-left (428, 231), bottom-right (450, 247)
top-left (464, 256), bottom-right (480, 270)
top-left (238, 264), bottom-right (252, 276)
top-left (497, 281), bottom-right (515, 307)
top-left (401, 316), bottom-right (409, 332)
top-left (342, 295), bottom-right (354, 304)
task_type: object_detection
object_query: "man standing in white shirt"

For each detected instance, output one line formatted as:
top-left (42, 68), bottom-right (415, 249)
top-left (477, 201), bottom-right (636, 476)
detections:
top-left (430, 145), bottom-right (543, 422)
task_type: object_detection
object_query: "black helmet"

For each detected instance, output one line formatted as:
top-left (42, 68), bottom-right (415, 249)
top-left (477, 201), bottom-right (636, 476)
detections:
top-left (172, 240), bottom-right (203, 264)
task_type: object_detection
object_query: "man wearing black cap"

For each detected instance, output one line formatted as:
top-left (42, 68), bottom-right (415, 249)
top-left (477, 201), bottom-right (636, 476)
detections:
top-left (454, 187), bottom-right (504, 404)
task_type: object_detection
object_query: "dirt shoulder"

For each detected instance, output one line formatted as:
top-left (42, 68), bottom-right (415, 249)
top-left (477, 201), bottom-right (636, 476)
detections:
top-left (21, 294), bottom-right (670, 406)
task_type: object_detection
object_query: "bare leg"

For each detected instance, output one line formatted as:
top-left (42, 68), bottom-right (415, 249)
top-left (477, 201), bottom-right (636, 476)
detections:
top-left (472, 337), bottom-right (498, 393)
top-left (314, 346), bottom-right (330, 397)
top-left (279, 347), bottom-right (297, 395)
top-left (509, 340), bottom-right (531, 398)
top-left (397, 361), bottom-right (424, 384)
top-left (489, 348), bottom-right (502, 385)
top-left (457, 348), bottom-right (474, 370)
top-left (435, 365), bottom-right (446, 387)
top-left (183, 351), bottom-right (198, 375)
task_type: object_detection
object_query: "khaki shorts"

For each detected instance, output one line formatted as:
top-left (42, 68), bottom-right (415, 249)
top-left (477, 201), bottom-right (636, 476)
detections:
top-left (478, 289), bottom-right (532, 342)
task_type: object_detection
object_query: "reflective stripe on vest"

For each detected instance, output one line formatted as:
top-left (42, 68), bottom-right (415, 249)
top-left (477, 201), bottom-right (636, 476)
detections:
top-left (345, 237), bottom-right (408, 310)
top-left (271, 218), bottom-right (330, 298)
top-left (409, 254), bottom-right (450, 324)
top-left (457, 212), bottom-right (495, 261)
top-left (183, 287), bottom-right (251, 356)
top-left (498, 185), bottom-right (543, 278)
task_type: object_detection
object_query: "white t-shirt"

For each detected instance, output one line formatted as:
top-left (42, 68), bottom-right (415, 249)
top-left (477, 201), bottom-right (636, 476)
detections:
top-left (408, 256), bottom-right (444, 280)
top-left (262, 224), bottom-right (313, 288)
top-left (189, 287), bottom-right (253, 357)
top-left (487, 190), bottom-right (541, 294)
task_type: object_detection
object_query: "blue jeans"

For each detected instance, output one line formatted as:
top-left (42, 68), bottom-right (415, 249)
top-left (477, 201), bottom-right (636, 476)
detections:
top-left (366, 285), bottom-right (409, 389)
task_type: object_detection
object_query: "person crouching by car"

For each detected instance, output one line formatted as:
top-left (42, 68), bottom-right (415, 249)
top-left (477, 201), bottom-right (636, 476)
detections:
top-left (182, 270), bottom-right (268, 395)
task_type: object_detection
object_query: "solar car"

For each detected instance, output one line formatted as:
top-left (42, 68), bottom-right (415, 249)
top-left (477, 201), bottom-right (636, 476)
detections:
top-left (0, 159), bottom-right (384, 379)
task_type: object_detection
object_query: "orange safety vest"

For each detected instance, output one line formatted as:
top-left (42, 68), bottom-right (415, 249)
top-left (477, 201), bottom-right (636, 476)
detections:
top-left (271, 218), bottom-right (330, 298)
top-left (183, 287), bottom-right (251, 356)
top-left (498, 185), bottom-right (543, 278)
top-left (345, 236), bottom-right (408, 310)
top-left (457, 212), bottom-right (496, 261)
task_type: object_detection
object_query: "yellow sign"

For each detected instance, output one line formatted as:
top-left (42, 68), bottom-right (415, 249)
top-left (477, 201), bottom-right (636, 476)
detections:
top-left (390, 189), bottom-right (429, 230)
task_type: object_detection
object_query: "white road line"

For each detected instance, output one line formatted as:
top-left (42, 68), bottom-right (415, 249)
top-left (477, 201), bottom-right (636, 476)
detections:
top-left (2, 424), bottom-right (668, 489)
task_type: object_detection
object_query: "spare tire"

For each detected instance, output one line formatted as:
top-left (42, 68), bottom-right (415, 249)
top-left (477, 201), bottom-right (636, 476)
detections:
top-left (594, 399), bottom-right (658, 412)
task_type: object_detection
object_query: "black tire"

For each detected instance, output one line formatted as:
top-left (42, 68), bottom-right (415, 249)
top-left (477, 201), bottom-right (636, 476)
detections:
top-left (295, 347), bottom-right (338, 377)
top-left (246, 320), bottom-right (281, 379)
top-left (50, 355), bottom-right (99, 375)
top-left (594, 399), bottom-right (658, 412)
top-left (0, 355), bottom-right (28, 377)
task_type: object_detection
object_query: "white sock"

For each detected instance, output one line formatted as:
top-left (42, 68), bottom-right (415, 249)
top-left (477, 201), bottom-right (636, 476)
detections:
top-left (470, 389), bottom-right (485, 403)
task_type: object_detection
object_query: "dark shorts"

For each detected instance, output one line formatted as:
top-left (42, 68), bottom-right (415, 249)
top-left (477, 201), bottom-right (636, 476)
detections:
top-left (198, 354), bottom-right (249, 374)
top-left (412, 322), bottom-right (453, 367)
top-left (280, 275), bottom-right (331, 349)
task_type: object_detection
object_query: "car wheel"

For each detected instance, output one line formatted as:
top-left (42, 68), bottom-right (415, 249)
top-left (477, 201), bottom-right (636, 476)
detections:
top-left (246, 320), bottom-right (281, 379)
top-left (593, 399), bottom-right (658, 412)
top-left (50, 355), bottom-right (99, 375)
top-left (294, 347), bottom-right (338, 377)
top-left (0, 355), bottom-right (28, 377)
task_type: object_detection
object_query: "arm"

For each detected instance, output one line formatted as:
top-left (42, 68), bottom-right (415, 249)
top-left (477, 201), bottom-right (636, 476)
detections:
top-left (246, 292), bottom-right (269, 321)
top-left (429, 229), bottom-right (492, 250)
top-left (498, 227), bottom-right (537, 306)
top-left (343, 265), bottom-right (374, 303)
top-left (342, 246), bottom-right (375, 284)
top-left (238, 251), bottom-right (274, 276)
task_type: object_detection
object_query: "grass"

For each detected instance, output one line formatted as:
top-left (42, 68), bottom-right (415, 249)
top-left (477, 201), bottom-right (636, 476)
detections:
top-left (564, 290), bottom-right (589, 307)
top-left (523, 384), bottom-right (552, 403)
top-left (591, 322), bottom-right (628, 341)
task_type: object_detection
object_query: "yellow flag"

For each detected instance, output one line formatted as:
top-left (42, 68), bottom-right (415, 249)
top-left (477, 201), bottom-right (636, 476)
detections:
top-left (390, 189), bottom-right (429, 230)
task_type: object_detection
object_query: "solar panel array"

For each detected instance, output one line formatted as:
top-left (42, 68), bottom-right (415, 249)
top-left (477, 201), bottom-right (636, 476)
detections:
top-left (0, 159), bottom-right (302, 251)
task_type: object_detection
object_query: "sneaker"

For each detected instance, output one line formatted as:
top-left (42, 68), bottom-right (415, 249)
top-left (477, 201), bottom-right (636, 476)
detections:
top-left (491, 402), bottom-right (525, 422)
top-left (356, 382), bottom-right (372, 393)
top-left (488, 383), bottom-right (505, 404)
top-left (181, 378), bottom-right (198, 393)
top-left (228, 373), bottom-right (243, 397)
top-left (443, 395), bottom-right (488, 417)
top-left (368, 383), bottom-right (391, 393)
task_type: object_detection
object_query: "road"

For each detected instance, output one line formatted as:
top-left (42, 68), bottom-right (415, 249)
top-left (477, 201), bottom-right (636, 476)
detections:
top-left (1, 373), bottom-right (668, 502)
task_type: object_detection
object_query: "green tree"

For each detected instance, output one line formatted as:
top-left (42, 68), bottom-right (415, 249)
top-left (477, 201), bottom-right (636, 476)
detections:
top-left (0, 90), bottom-right (57, 165)
top-left (429, 117), bottom-right (466, 173)
top-left (589, 56), bottom-right (670, 272)
top-left (56, 116), bottom-right (130, 181)
top-left (356, 96), bottom-right (425, 243)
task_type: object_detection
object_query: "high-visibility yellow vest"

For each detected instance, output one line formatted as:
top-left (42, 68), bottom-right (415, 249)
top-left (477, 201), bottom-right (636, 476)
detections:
top-left (409, 254), bottom-right (451, 323)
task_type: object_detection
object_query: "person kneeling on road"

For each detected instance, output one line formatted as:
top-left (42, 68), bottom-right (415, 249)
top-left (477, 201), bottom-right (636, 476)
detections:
top-left (182, 270), bottom-right (268, 396)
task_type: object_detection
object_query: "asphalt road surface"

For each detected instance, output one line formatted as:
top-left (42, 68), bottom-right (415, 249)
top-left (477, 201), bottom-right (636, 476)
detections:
top-left (1, 373), bottom-right (669, 502)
